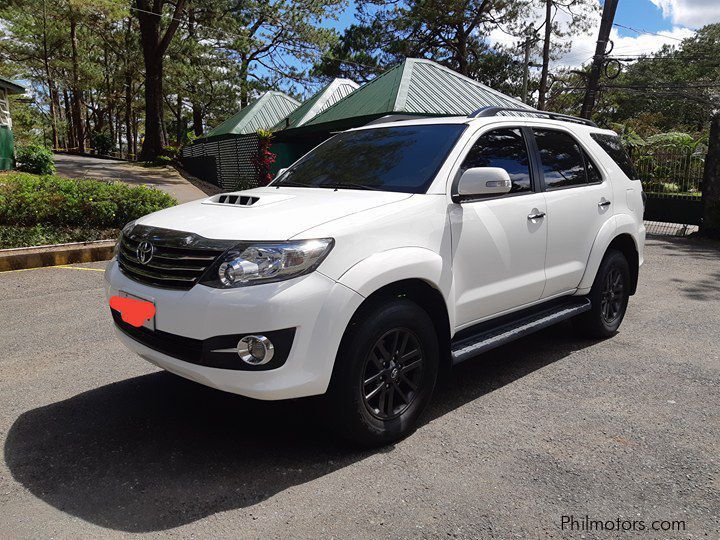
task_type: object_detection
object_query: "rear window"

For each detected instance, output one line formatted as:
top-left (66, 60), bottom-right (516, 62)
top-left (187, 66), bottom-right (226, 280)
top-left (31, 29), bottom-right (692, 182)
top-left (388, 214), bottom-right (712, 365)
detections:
top-left (590, 133), bottom-right (638, 180)
top-left (273, 124), bottom-right (466, 194)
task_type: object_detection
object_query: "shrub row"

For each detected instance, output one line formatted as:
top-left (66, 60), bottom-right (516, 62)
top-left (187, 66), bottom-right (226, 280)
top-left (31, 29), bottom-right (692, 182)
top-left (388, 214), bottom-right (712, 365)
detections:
top-left (0, 224), bottom-right (119, 249)
top-left (0, 172), bottom-right (177, 228)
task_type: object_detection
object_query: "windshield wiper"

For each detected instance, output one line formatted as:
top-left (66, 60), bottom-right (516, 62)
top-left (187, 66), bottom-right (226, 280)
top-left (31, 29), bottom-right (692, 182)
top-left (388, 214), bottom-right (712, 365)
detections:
top-left (323, 182), bottom-right (382, 191)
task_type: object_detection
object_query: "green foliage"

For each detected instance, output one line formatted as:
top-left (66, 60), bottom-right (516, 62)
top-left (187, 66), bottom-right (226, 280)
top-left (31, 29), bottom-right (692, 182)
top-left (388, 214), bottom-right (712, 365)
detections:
top-left (14, 144), bottom-right (56, 175)
top-left (143, 155), bottom-right (173, 167)
top-left (161, 145), bottom-right (180, 159)
top-left (91, 131), bottom-right (115, 155)
top-left (0, 224), bottom-right (118, 249)
top-left (0, 172), bottom-right (176, 228)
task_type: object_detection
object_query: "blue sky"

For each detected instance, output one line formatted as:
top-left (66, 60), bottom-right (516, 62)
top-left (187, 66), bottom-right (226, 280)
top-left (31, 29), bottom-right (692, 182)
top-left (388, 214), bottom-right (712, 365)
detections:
top-left (280, 0), bottom-right (704, 98)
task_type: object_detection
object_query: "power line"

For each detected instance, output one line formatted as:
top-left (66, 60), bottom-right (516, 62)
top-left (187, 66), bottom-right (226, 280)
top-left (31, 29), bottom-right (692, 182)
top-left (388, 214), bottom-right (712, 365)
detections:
top-left (612, 22), bottom-right (686, 42)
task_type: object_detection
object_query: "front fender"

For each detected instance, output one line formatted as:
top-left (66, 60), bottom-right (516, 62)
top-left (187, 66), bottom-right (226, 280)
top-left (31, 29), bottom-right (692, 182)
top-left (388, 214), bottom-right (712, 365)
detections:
top-left (576, 214), bottom-right (644, 294)
top-left (334, 247), bottom-right (455, 329)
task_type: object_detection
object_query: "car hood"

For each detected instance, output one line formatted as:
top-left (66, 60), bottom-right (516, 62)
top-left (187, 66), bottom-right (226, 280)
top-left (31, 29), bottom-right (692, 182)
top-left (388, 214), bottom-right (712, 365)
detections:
top-left (135, 186), bottom-right (413, 240)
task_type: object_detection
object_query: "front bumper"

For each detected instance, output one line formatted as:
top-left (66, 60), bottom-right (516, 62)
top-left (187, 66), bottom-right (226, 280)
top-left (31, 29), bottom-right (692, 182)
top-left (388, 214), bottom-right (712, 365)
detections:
top-left (105, 259), bottom-right (364, 400)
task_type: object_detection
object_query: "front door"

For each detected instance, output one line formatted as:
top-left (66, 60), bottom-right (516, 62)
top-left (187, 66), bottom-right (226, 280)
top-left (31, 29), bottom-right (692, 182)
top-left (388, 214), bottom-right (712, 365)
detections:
top-left (451, 127), bottom-right (548, 328)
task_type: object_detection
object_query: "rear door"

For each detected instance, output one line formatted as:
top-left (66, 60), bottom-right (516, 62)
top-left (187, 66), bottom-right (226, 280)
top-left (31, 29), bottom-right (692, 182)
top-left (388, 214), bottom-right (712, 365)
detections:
top-left (532, 127), bottom-right (614, 298)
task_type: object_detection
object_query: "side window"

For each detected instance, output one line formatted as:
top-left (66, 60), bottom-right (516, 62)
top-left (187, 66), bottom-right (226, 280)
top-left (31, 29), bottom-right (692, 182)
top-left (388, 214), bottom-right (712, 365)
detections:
top-left (533, 129), bottom-right (587, 189)
top-left (590, 133), bottom-right (638, 179)
top-left (460, 128), bottom-right (532, 194)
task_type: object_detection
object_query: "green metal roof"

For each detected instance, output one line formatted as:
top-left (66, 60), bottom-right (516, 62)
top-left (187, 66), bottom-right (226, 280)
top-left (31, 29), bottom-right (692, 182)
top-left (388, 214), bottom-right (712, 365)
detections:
top-left (302, 58), bottom-right (533, 130)
top-left (0, 76), bottom-right (25, 94)
top-left (206, 91), bottom-right (300, 138)
top-left (273, 78), bottom-right (358, 130)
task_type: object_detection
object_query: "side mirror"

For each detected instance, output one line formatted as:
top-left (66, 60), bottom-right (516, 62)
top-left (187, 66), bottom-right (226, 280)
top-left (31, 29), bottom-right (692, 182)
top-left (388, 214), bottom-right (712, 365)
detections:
top-left (276, 168), bottom-right (288, 178)
top-left (453, 167), bottom-right (512, 202)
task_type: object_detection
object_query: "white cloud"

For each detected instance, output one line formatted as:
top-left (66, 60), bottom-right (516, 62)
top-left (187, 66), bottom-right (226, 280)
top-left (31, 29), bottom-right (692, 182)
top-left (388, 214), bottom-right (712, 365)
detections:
top-left (651, 0), bottom-right (720, 28)
top-left (488, 1), bottom-right (695, 69)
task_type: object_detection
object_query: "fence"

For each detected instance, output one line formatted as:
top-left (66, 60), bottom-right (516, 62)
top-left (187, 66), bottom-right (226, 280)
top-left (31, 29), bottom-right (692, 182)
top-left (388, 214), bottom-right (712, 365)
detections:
top-left (181, 134), bottom-right (261, 190)
top-left (631, 147), bottom-right (704, 235)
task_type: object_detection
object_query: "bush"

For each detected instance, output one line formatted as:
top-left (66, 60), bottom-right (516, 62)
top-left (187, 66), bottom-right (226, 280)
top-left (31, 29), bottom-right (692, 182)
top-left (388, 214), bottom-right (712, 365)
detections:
top-left (162, 145), bottom-right (180, 160)
top-left (15, 144), bottom-right (56, 175)
top-left (91, 131), bottom-right (115, 155)
top-left (0, 224), bottom-right (118, 249)
top-left (0, 172), bottom-right (177, 228)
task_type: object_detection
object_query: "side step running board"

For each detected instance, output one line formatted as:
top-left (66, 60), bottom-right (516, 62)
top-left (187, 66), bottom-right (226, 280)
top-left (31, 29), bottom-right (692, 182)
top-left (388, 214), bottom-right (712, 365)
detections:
top-left (450, 298), bottom-right (591, 365)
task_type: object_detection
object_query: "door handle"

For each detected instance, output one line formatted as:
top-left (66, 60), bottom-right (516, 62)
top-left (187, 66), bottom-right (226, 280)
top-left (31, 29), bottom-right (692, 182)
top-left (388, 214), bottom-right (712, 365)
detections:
top-left (598, 200), bottom-right (611, 207)
top-left (527, 211), bottom-right (546, 220)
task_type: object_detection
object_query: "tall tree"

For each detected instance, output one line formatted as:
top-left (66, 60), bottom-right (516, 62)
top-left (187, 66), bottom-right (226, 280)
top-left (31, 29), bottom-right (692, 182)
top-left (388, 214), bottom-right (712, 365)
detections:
top-left (314, 0), bottom-right (532, 95)
top-left (135, 0), bottom-right (186, 160)
top-left (534, 0), bottom-right (597, 110)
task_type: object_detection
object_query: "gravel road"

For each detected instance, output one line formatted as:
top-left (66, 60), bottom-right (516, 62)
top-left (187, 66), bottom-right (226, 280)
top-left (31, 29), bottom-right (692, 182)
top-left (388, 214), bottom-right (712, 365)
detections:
top-left (0, 237), bottom-right (718, 538)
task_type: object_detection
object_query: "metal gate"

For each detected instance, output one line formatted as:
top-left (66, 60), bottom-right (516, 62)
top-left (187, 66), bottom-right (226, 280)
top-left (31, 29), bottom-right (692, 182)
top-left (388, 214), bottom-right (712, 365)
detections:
top-left (635, 147), bottom-right (703, 229)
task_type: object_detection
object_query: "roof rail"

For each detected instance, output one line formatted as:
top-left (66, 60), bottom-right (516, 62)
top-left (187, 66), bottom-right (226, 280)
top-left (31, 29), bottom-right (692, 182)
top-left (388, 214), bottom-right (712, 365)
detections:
top-left (468, 106), bottom-right (597, 127)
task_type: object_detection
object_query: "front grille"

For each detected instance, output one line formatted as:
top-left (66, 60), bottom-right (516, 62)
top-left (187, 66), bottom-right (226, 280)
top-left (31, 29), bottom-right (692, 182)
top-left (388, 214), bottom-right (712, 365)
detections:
top-left (117, 225), bottom-right (236, 290)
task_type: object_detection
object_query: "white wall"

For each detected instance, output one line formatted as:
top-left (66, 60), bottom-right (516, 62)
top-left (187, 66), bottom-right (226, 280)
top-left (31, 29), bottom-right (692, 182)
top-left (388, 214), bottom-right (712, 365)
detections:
top-left (0, 89), bottom-right (11, 129)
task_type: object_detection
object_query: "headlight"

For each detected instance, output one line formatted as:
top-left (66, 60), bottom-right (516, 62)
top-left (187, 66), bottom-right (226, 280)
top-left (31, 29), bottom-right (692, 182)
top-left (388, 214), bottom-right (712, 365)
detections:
top-left (201, 238), bottom-right (334, 288)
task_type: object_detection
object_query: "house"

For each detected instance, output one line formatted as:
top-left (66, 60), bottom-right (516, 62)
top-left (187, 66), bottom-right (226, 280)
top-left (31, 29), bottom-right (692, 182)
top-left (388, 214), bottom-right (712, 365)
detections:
top-left (182, 59), bottom-right (535, 190)
top-left (0, 76), bottom-right (26, 171)
top-left (270, 58), bottom-right (535, 174)
top-left (182, 91), bottom-right (300, 187)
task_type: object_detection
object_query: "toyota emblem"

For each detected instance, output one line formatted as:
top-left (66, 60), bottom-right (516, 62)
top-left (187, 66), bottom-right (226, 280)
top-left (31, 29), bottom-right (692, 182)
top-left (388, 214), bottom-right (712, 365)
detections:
top-left (136, 241), bottom-right (154, 264)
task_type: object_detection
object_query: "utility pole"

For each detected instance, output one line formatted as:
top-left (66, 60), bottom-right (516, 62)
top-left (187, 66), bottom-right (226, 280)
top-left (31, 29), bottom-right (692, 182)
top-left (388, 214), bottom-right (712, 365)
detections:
top-left (537, 0), bottom-right (553, 110)
top-left (580, 0), bottom-right (619, 119)
top-left (521, 34), bottom-right (532, 104)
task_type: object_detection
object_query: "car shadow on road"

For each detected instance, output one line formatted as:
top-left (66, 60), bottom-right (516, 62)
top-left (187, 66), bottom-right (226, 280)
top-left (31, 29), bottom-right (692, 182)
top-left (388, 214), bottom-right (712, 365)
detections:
top-left (4, 323), bottom-right (594, 533)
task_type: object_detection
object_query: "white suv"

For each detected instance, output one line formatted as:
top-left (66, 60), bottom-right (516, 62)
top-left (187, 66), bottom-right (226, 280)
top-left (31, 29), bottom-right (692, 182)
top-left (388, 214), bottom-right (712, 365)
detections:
top-left (105, 108), bottom-right (645, 446)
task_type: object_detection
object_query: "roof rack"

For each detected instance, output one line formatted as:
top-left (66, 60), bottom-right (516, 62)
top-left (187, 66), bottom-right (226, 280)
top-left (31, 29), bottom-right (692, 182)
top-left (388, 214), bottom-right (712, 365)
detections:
top-left (468, 106), bottom-right (597, 127)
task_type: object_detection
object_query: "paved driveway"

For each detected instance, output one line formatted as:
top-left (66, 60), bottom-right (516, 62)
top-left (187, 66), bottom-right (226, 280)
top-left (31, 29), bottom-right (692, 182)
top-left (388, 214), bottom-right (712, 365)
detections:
top-left (54, 153), bottom-right (207, 203)
top-left (0, 237), bottom-right (718, 538)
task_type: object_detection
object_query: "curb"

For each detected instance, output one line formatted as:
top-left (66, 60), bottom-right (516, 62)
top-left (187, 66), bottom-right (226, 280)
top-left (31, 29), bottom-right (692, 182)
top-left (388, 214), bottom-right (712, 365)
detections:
top-left (0, 240), bottom-right (115, 272)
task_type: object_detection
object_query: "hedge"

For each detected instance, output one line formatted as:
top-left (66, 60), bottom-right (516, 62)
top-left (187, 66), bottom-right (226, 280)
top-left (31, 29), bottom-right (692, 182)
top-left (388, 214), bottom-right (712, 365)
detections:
top-left (0, 172), bottom-right (177, 229)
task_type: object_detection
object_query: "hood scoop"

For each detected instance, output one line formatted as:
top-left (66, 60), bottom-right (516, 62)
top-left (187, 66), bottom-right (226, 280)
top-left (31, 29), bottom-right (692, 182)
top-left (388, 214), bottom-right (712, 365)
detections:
top-left (203, 191), bottom-right (295, 208)
top-left (217, 194), bottom-right (259, 206)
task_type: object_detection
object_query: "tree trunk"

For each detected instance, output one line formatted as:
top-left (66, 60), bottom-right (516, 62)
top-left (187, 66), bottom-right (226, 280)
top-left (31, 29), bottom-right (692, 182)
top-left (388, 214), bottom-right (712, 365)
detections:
top-left (125, 72), bottom-right (133, 159)
top-left (192, 101), bottom-right (203, 136)
top-left (701, 112), bottom-right (720, 237)
top-left (136, 0), bottom-right (185, 161)
top-left (240, 60), bottom-right (249, 108)
top-left (63, 88), bottom-right (75, 149)
top-left (537, 0), bottom-right (553, 111)
top-left (139, 54), bottom-right (165, 160)
top-left (176, 93), bottom-right (184, 143)
top-left (41, 3), bottom-right (59, 149)
top-left (457, 29), bottom-right (468, 76)
top-left (70, 18), bottom-right (85, 152)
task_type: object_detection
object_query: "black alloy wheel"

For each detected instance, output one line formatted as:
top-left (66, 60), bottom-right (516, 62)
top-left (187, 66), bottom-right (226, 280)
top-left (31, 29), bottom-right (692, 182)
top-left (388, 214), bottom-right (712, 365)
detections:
top-left (361, 328), bottom-right (424, 420)
top-left (600, 267), bottom-right (625, 324)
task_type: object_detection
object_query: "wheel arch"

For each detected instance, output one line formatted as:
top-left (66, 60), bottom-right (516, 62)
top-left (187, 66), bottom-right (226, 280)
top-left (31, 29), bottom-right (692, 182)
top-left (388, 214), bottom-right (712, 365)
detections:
top-left (334, 278), bottom-right (453, 379)
top-left (578, 215), bottom-right (641, 295)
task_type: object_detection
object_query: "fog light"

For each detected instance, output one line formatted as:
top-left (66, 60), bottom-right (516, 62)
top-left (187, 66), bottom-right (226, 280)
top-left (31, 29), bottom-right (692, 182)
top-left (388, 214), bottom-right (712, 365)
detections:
top-left (237, 335), bottom-right (274, 365)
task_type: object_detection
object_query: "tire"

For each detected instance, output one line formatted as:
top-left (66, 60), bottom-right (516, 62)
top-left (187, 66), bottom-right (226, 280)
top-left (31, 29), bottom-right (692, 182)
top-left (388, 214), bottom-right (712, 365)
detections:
top-left (327, 298), bottom-right (439, 447)
top-left (573, 249), bottom-right (631, 339)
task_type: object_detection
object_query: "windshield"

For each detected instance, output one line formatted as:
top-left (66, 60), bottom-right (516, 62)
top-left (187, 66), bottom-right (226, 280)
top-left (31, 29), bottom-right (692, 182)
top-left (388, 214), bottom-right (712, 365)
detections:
top-left (272, 124), bottom-right (466, 193)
